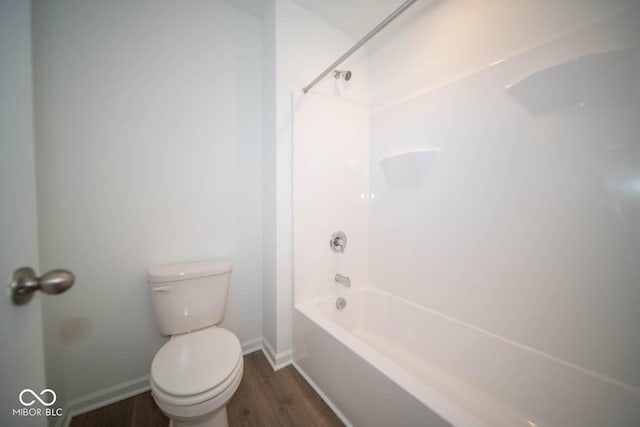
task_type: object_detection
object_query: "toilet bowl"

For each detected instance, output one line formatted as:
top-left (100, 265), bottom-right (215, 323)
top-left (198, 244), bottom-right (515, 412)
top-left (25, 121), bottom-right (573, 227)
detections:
top-left (147, 260), bottom-right (241, 427)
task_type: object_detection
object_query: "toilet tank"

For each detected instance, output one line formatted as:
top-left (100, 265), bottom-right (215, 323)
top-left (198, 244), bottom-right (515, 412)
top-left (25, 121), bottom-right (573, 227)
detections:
top-left (148, 260), bottom-right (231, 335)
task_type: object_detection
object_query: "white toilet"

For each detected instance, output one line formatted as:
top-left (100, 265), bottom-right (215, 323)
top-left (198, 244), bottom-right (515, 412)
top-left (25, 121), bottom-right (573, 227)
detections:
top-left (147, 260), bottom-right (243, 427)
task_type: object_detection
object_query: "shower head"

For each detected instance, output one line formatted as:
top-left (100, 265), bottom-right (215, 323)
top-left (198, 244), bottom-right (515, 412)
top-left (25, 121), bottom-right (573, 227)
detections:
top-left (332, 69), bottom-right (352, 81)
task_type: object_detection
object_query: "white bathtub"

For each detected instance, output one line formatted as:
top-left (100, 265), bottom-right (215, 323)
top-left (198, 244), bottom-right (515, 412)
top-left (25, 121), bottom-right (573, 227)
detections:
top-left (293, 288), bottom-right (640, 427)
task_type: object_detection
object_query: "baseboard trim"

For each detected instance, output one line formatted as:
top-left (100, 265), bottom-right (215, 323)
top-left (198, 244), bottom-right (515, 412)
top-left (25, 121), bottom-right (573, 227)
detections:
top-left (241, 337), bottom-right (262, 355)
top-left (275, 349), bottom-right (293, 369)
top-left (58, 374), bottom-right (150, 427)
top-left (261, 338), bottom-right (293, 371)
top-left (292, 361), bottom-right (353, 427)
top-left (58, 335), bottom-right (291, 426)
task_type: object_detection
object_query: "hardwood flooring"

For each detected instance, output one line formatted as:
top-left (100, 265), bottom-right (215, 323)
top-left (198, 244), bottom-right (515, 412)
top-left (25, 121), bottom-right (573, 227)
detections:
top-left (70, 351), bottom-right (344, 427)
top-left (68, 391), bottom-right (166, 427)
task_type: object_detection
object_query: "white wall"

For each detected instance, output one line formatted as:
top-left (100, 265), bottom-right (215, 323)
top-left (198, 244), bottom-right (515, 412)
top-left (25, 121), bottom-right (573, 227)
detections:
top-left (32, 0), bottom-right (263, 408)
top-left (262, 0), bottom-right (278, 353)
top-left (367, 0), bottom-right (640, 414)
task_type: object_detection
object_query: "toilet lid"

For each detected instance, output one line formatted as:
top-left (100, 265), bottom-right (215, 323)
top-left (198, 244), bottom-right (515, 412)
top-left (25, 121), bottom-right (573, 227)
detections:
top-left (151, 327), bottom-right (241, 397)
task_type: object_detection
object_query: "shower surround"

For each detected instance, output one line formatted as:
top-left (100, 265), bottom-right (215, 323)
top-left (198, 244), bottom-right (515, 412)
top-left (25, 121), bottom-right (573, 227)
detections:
top-left (292, 2), bottom-right (640, 426)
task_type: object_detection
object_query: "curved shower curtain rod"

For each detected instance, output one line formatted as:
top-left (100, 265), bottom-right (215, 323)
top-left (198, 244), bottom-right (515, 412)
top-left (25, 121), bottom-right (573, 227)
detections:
top-left (301, 0), bottom-right (420, 94)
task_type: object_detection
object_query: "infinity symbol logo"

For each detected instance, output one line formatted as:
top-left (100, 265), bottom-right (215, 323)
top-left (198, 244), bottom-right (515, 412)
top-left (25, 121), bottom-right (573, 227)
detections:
top-left (19, 389), bottom-right (57, 407)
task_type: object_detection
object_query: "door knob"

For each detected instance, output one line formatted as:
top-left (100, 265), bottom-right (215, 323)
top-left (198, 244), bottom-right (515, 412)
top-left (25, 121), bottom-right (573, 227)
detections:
top-left (9, 267), bottom-right (75, 305)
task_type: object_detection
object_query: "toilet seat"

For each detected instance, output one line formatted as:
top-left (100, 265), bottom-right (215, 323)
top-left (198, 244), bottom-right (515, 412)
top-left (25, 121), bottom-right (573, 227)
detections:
top-left (151, 327), bottom-right (242, 406)
top-left (151, 355), bottom-right (242, 408)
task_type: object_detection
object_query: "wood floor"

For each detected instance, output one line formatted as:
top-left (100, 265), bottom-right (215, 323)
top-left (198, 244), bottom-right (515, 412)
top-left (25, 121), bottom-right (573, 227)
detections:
top-left (70, 351), bottom-right (344, 427)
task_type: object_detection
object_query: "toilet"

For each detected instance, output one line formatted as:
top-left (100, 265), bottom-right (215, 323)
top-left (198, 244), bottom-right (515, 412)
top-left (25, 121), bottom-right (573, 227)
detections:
top-left (147, 260), bottom-right (242, 427)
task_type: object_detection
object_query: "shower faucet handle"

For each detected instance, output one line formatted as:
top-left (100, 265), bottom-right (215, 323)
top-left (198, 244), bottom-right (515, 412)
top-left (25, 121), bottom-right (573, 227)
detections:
top-left (329, 231), bottom-right (347, 253)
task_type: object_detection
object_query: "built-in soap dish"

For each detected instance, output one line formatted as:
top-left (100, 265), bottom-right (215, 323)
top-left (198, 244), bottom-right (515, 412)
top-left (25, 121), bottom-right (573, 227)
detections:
top-left (379, 148), bottom-right (440, 189)
top-left (505, 48), bottom-right (637, 115)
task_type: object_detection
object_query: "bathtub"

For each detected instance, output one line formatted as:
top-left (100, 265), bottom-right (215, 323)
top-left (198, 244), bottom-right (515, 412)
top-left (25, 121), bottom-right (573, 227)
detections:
top-left (293, 288), bottom-right (640, 427)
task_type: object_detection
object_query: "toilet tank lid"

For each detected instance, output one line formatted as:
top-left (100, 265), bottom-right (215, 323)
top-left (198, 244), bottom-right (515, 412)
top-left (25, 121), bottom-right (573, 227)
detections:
top-left (147, 260), bottom-right (231, 283)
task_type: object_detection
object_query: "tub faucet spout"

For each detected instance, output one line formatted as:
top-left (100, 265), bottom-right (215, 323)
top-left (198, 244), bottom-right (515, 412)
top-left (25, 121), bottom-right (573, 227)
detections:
top-left (335, 274), bottom-right (351, 287)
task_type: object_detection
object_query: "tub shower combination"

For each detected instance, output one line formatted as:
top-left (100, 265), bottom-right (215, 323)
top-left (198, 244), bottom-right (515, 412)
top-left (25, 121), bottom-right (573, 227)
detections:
top-left (292, 1), bottom-right (640, 426)
top-left (295, 288), bottom-right (639, 427)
